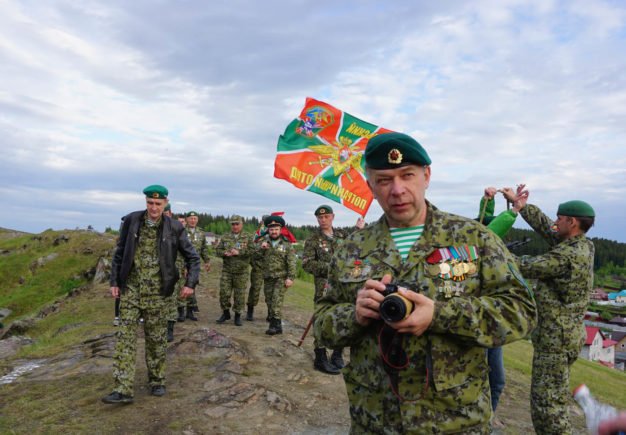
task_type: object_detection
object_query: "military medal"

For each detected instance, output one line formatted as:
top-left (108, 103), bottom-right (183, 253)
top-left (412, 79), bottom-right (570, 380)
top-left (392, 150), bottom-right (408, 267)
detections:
top-left (452, 262), bottom-right (464, 277)
top-left (452, 283), bottom-right (464, 296)
top-left (351, 260), bottom-right (362, 278)
top-left (466, 262), bottom-right (477, 275)
top-left (439, 262), bottom-right (451, 275)
top-left (426, 263), bottom-right (441, 277)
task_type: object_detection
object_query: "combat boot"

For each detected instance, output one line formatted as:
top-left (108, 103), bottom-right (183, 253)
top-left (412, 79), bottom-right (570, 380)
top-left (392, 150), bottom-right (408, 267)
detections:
top-left (246, 305), bottom-right (254, 321)
top-left (265, 318), bottom-right (277, 335)
top-left (101, 391), bottom-right (134, 404)
top-left (274, 318), bottom-right (283, 335)
top-left (234, 313), bottom-right (242, 326)
top-left (216, 310), bottom-right (231, 324)
top-left (167, 321), bottom-right (175, 342)
top-left (330, 348), bottom-right (344, 369)
top-left (186, 307), bottom-right (198, 321)
top-left (313, 348), bottom-right (340, 375)
top-left (177, 307), bottom-right (185, 322)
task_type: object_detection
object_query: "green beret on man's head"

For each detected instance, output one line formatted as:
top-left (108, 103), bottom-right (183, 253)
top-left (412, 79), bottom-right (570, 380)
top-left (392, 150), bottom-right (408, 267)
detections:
top-left (230, 215), bottom-right (243, 223)
top-left (314, 205), bottom-right (333, 216)
top-left (186, 211), bottom-right (198, 217)
top-left (164, 204), bottom-right (171, 212)
top-left (364, 132), bottom-right (431, 170)
top-left (264, 215), bottom-right (285, 228)
top-left (557, 200), bottom-right (595, 218)
top-left (143, 184), bottom-right (168, 199)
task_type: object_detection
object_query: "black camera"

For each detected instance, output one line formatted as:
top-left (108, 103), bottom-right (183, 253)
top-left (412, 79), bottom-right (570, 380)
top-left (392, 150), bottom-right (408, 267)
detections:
top-left (379, 284), bottom-right (414, 323)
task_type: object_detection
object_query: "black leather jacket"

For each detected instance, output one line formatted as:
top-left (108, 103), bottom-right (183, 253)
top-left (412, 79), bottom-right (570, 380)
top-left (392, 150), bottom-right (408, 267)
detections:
top-left (110, 210), bottom-right (201, 297)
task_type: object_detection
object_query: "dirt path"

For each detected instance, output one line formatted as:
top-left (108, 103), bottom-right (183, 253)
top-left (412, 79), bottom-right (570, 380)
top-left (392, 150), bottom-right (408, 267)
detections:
top-left (150, 265), bottom-right (351, 434)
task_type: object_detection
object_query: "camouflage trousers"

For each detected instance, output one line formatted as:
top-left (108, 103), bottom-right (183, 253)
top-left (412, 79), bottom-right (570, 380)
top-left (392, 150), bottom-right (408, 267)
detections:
top-left (531, 349), bottom-right (578, 435)
top-left (178, 292), bottom-right (199, 310)
top-left (219, 269), bottom-right (248, 313)
top-left (345, 377), bottom-right (491, 434)
top-left (264, 277), bottom-right (288, 320)
top-left (247, 263), bottom-right (264, 307)
top-left (113, 289), bottom-right (168, 396)
top-left (312, 277), bottom-right (328, 348)
top-left (167, 292), bottom-right (178, 322)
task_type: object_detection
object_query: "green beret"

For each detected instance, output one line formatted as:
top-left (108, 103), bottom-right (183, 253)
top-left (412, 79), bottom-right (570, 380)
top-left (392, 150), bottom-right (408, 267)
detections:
top-left (264, 215), bottom-right (285, 227)
top-left (164, 204), bottom-right (171, 211)
top-left (314, 205), bottom-right (333, 216)
top-left (365, 132), bottom-right (431, 169)
top-left (186, 211), bottom-right (198, 217)
top-left (557, 200), bottom-right (595, 218)
top-left (143, 184), bottom-right (168, 199)
top-left (230, 215), bottom-right (243, 223)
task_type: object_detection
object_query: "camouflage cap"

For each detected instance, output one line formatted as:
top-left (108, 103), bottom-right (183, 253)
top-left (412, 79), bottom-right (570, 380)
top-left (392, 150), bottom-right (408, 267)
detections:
top-left (314, 205), bottom-right (334, 216)
top-left (264, 215), bottom-right (285, 228)
top-left (364, 132), bottom-right (431, 169)
top-left (557, 200), bottom-right (595, 218)
top-left (230, 215), bottom-right (243, 223)
top-left (143, 184), bottom-right (168, 199)
top-left (186, 211), bottom-right (198, 217)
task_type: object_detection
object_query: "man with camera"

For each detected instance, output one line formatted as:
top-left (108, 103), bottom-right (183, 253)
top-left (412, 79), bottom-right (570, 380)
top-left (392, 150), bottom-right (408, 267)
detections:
top-left (314, 132), bottom-right (537, 433)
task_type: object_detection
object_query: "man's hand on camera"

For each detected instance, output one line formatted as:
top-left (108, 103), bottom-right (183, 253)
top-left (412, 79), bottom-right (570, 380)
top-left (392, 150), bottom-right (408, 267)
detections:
top-left (355, 274), bottom-right (392, 326)
top-left (389, 289), bottom-right (434, 336)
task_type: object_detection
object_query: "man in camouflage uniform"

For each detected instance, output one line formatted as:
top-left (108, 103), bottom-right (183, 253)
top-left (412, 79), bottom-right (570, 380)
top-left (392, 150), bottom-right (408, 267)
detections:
top-left (179, 211), bottom-right (211, 321)
top-left (303, 204), bottom-right (364, 374)
top-left (102, 185), bottom-right (200, 404)
top-left (215, 215), bottom-right (254, 326)
top-left (246, 215), bottom-right (269, 321)
top-left (257, 215), bottom-right (296, 335)
top-left (314, 132), bottom-right (537, 433)
top-left (512, 195), bottom-right (595, 435)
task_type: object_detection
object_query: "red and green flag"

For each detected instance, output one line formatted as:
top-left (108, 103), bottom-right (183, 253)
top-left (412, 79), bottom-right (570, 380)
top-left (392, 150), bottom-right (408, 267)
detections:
top-left (274, 97), bottom-right (393, 216)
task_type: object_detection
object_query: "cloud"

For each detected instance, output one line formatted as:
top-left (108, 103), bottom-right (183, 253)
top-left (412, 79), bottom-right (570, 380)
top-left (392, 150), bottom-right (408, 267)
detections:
top-left (0, 0), bottom-right (624, 242)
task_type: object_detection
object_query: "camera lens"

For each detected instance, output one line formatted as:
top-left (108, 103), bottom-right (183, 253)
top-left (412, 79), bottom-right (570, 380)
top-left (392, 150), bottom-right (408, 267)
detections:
top-left (379, 293), bottom-right (413, 323)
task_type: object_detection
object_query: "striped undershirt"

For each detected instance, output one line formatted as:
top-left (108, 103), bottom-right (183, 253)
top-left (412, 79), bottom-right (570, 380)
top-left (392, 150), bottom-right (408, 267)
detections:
top-left (390, 225), bottom-right (424, 260)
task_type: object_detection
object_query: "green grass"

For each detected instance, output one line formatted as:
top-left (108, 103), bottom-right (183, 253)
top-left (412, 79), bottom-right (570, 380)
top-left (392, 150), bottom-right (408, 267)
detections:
top-left (504, 339), bottom-right (626, 409)
top-left (284, 279), bottom-right (314, 312)
top-left (0, 230), bottom-right (115, 322)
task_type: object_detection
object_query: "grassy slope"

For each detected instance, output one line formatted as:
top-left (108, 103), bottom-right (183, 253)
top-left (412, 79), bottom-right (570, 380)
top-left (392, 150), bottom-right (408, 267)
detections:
top-left (0, 229), bottom-right (115, 322)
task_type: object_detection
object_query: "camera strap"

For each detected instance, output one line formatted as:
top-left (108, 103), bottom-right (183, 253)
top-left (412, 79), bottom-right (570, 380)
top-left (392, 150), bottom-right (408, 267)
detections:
top-left (377, 324), bottom-right (429, 403)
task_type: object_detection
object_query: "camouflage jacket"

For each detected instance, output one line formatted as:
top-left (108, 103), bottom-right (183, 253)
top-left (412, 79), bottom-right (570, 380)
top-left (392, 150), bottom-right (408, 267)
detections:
top-left (256, 235), bottom-right (297, 279)
top-left (215, 231), bottom-right (254, 272)
top-left (302, 228), bottom-right (350, 294)
top-left (185, 227), bottom-right (211, 263)
top-left (518, 204), bottom-right (595, 353)
top-left (314, 202), bottom-right (537, 432)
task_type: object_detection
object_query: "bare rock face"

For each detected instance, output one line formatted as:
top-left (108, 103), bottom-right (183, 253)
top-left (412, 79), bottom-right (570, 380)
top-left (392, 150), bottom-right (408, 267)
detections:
top-left (0, 336), bottom-right (34, 359)
top-left (93, 256), bottom-right (111, 284)
top-left (30, 253), bottom-right (59, 273)
top-left (1, 319), bottom-right (35, 339)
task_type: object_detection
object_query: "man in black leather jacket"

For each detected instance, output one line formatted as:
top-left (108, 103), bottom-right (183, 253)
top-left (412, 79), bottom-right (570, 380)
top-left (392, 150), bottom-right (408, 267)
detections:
top-left (102, 185), bottom-right (200, 404)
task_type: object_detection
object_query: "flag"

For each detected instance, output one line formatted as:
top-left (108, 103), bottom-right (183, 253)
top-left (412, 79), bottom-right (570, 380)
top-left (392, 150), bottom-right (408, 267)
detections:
top-left (274, 97), bottom-right (393, 216)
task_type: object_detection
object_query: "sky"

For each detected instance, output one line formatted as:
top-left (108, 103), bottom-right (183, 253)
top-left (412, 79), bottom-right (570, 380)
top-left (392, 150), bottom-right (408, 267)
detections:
top-left (1, 0), bottom-right (625, 242)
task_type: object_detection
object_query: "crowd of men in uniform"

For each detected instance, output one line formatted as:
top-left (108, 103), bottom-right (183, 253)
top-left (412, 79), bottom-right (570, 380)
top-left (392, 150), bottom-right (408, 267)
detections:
top-left (100, 131), bottom-right (610, 435)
